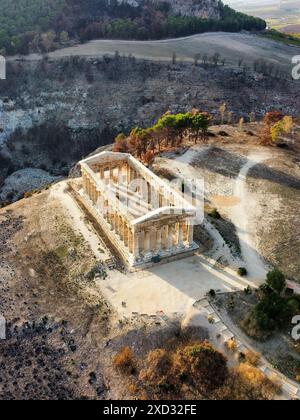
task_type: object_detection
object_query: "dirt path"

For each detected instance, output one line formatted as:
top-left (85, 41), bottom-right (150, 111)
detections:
top-left (157, 146), bottom-right (242, 267)
top-left (231, 151), bottom-right (272, 280)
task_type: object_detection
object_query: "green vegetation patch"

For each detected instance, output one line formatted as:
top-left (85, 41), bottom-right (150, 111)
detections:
top-left (261, 29), bottom-right (300, 46)
top-left (0, 0), bottom-right (266, 55)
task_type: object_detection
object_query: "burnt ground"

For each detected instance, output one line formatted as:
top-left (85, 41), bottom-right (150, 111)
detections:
top-left (1, 54), bottom-right (300, 202)
top-left (0, 193), bottom-right (113, 399)
top-left (0, 189), bottom-right (209, 400)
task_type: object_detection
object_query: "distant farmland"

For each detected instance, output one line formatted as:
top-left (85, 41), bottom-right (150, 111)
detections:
top-left (47, 32), bottom-right (300, 71)
top-left (280, 24), bottom-right (300, 34)
top-left (225, 0), bottom-right (300, 34)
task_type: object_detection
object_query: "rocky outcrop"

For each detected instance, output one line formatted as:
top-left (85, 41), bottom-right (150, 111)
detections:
top-left (119, 0), bottom-right (222, 19)
top-left (0, 54), bottom-right (299, 203)
top-left (162, 0), bottom-right (221, 19)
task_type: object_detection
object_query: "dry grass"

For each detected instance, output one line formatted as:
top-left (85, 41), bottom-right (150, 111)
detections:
top-left (213, 363), bottom-right (282, 400)
top-left (245, 350), bottom-right (261, 367)
top-left (236, 363), bottom-right (282, 399)
top-left (116, 338), bottom-right (282, 400)
top-left (226, 338), bottom-right (238, 352)
top-left (113, 346), bottom-right (136, 375)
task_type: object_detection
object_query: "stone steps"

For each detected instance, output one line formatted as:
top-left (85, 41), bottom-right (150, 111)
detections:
top-left (105, 257), bottom-right (117, 270)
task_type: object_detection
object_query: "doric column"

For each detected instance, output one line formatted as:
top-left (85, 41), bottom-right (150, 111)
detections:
top-left (103, 200), bottom-right (108, 220)
top-left (111, 211), bottom-right (115, 229)
top-left (109, 166), bottom-right (114, 181)
top-left (128, 229), bottom-right (133, 254)
top-left (91, 183), bottom-right (94, 203)
top-left (89, 181), bottom-right (92, 201)
top-left (124, 223), bottom-right (129, 248)
top-left (170, 194), bottom-right (175, 207)
top-left (187, 222), bottom-right (194, 246)
top-left (118, 165), bottom-right (123, 184)
top-left (156, 227), bottom-right (162, 253)
top-left (131, 167), bottom-right (136, 183)
top-left (125, 163), bottom-right (130, 185)
top-left (93, 184), bottom-right (97, 204)
top-left (168, 225), bottom-right (174, 249)
top-left (178, 222), bottom-right (184, 247)
top-left (119, 217), bottom-right (124, 241)
top-left (127, 166), bottom-right (132, 184)
top-left (133, 231), bottom-right (140, 259)
top-left (118, 215), bottom-right (121, 237)
top-left (93, 185), bottom-right (97, 204)
top-left (86, 176), bottom-right (89, 196)
top-left (144, 229), bottom-right (151, 254)
top-left (86, 178), bottom-right (90, 198)
top-left (182, 221), bottom-right (188, 244)
top-left (115, 213), bottom-right (119, 236)
top-left (127, 228), bottom-right (131, 253)
top-left (159, 189), bottom-right (164, 208)
top-left (147, 183), bottom-right (151, 206)
top-left (162, 225), bottom-right (168, 250)
top-left (100, 168), bottom-right (104, 179)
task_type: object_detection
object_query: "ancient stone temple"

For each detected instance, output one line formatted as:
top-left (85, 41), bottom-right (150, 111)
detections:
top-left (80, 152), bottom-right (198, 268)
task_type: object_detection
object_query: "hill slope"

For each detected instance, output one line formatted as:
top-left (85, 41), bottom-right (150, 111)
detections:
top-left (0, 0), bottom-right (266, 55)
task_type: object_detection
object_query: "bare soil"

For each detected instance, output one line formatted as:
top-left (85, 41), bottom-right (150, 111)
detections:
top-left (0, 188), bottom-right (209, 399)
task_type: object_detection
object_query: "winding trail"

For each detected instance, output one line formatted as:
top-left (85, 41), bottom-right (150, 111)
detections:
top-left (232, 151), bottom-right (272, 280)
top-left (159, 145), bottom-right (240, 267)
top-left (161, 147), bottom-right (275, 282)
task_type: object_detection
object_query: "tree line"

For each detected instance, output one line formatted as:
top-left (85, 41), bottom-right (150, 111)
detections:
top-left (79, 3), bottom-right (266, 43)
top-left (113, 110), bottom-right (212, 164)
top-left (0, 0), bottom-right (266, 55)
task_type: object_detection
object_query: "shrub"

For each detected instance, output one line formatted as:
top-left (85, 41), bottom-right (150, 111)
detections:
top-left (208, 289), bottom-right (216, 298)
top-left (241, 310), bottom-right (271, 340)
top-left (173, 341), bottom-right (229, 394)
top-left (235, 363), bottom-right (282, 400)
top-left (226, 339), bottom-right (238, 352)
top-left (245, 350), bottom-right (261, 367)
top-left (287, 298), bottom-right (300, 314)
top-left (258, 283), bottom-right (273, 296)
top-left (139, 349), bottom-right (174, 392)
top-left (113, 133), bottom-right (129, 153)
top-left (244, 285), bottom-right (252, 295)
top-left (143, 150), bottom-right (155, 165)
top-left (238, 352), bottom-right (246, 363)
top-left (24, 191), bottom-right (34, 199)
top-left (254, 292), bottom-right (292, 331)
top-left (113, 346), bottom-right (135, 375)
top-left (238, 267), bottom-right (247, 277)
top-left (266, 269), bottom-right (286, 294)
top-left (209, 208), bottom-right (221, 220)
